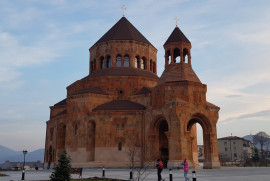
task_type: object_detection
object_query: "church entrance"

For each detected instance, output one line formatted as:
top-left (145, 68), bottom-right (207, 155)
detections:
top-left (186, 114), bottom-right (214, 168)
top-left (158, 120), bottom-right (169, 168)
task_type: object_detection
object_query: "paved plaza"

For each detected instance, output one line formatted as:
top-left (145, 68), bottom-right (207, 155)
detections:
top-left (1, 167), bottom-right (270, 181)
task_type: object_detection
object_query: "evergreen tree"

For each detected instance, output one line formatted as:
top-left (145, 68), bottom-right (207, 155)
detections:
top-left (252, 148), bottom-right (260, 162)
top-left (50, 150), bottom-right (72, 181)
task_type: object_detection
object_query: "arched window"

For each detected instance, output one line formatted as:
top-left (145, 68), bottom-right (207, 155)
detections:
top-left (135, 56), bottom-right (139, 68)
top-left (107, 56), bottom-right (111, 68)
top-left (173, 48), bottom-right (181, 63)
top-left (183, 48), bottom-right (188, 63)
top-left (150, 60), bottom-right (153, 71)
top-left (75, 125), bottom-right (78, 136)
top-left (93, 59), bottom-right (96, 70)
top-left (118, 142), bottom-right (122, 151)
top-left (116, 55), bottom-right (122, 67)
top-left (167, 50), bottom-right (171, 64)
top-left (100, 57), bottom-right (105, 69)
top-left (90, 61), bottom-right (93, 72)
top-left (124, 55), bottom-right (130, 67)
top-left (141, 58), bottom-right (145, 69)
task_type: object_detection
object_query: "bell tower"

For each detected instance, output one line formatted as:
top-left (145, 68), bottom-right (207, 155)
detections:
top-left (158, 25), bottom-right (200, 85)
top-left (164, 25), bottom-right (192, 67)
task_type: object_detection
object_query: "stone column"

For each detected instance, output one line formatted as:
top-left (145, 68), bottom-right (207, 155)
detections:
top-left (180, 49), bottom-right (184, 63)
top-left (188, 50), bottom-right (191, 65)
top-left (165, 55), bottom-right (168, 68)
top-left (111, 54), bottom-right (116, 67)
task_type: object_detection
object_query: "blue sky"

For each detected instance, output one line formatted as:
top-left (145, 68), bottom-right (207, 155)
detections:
top-left (0, 0), bottom-right (270, 151)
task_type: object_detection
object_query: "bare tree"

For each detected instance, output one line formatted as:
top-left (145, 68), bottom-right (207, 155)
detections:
top-left (126, 135), bottom-right (153, 181)
top-left (253, 132), bottom-right (270, 157)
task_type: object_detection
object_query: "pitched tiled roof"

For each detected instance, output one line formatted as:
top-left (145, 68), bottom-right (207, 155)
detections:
top-left (93, 100), bottom-right (146, 111)
top-left (93, 17), bottom-right (152, 47)
top-left (74, 87), bottom-right (107, 95)
top-left (54, 99), bottom-right (67, 106)
top-left (135, 87), bottom-right (152, 95)
top-left (218, 136), bottom-right (249, 141)
top-left (164, 26), bottom-right (190, 46)
top-left (89, 67), bottom-right (159, 79)
top-left (158, 63), bottom-right (201, 85)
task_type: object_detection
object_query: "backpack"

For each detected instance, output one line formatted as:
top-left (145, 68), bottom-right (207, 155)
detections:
top-left (157, 161), bottom-right (163, 169)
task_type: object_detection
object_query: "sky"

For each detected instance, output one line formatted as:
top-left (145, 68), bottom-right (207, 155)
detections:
top-left (0, 0), bottom-right (270, 151)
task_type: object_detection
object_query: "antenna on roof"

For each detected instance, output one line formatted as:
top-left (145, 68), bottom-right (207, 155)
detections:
top-left (175, 16), bottom-right (179, 27)
top-left (121, 5), bottom-right (126, 17)
top-left (231, 133), bottom-right (232, 137)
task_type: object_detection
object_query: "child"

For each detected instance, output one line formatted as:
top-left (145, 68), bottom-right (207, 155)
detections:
top-left (181, 159), bottom-right (189, 181)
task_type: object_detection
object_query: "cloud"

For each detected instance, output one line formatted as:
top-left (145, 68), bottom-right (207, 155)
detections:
top-left (225, 95), bottom-right (243, 98)
top-left (221, 110), bottom-right (270, 123)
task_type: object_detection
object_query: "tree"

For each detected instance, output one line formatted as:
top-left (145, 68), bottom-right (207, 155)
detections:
top-left (253, 132), bottom-right (270, 157)
top-left (127, 134), bottom-right (153, 181)
top-left (50, 150), bottom-right (72, 181)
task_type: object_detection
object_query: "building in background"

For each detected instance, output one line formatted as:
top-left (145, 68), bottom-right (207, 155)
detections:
top-left (218, 136), bottom-right (254, 162)
top-left (0, 160), bottom-right (43, 170)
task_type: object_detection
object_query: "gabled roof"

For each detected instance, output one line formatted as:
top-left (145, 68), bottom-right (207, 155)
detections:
top-left (135, 87), bottom-right (152, 95)
top-left (164, 26), bottom-right (190, 46)
top-left (93, 17), bottom-right (152, 47)
top-left (93, 100), bottom-right (146, 111)
top-left (73, 87), bottom-right (107, 95)
top-left (218, 136), bottom-right (250, 142)
top-left (54, 99), bottom-right (67, 106)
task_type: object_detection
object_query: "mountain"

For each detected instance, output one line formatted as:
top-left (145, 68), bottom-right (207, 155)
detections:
top-left (243, 135), bottom-right (269, 150)
top-left (243, 135), bottom-right (254, 143)
top-left (0, 145), bottom-right (20, 162)
top-left (0, 145), bottom-right (44, 164)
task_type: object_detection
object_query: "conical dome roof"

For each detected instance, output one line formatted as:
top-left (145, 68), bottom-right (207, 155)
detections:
top-left (93, 17), bottom-right (152, 46)
top-left (164, 26), bottom-right (190, 46)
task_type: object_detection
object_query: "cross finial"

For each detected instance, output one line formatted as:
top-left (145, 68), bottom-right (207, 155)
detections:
top-left (121, 5), bottom-right (126, 17)
top-left (175, 16), bottom-right (179, 27)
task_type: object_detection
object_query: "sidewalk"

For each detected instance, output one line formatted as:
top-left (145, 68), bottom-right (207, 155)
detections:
top-left (1, 167), bottom-right (270, 181)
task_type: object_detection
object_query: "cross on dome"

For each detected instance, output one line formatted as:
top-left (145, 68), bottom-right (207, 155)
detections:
top-left (175, 16), bottom-right (179, 27)
top-left (121, 5), bottom-right (126, 17)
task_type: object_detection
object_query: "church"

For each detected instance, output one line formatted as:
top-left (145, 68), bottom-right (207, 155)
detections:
top-left (44, 16), bottom-right (220, 169)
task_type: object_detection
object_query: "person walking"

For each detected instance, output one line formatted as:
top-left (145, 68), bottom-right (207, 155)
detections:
top-left (156, 158), bottom-right (163, 181)
top-left (181, 159), bottom-right (189, 181)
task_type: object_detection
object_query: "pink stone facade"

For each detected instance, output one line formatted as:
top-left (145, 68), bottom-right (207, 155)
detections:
top-left (44, 17), bottom-right (220, 169)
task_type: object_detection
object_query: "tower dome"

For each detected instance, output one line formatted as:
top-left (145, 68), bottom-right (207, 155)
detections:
top-left (89, 17), bottom-right (157, 77)
top-left (158, 25), bottom-right (201, 84)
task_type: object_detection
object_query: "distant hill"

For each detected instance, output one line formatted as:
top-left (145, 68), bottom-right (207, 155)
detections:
top-left (0, 145), bottom-right (44, 164)
top-left (243, 135), bottom-right (254, 143)
top-left (243, 135), bottom-right (269, 150)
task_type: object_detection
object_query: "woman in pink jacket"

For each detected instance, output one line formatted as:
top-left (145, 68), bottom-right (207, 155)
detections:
top-left (181, 159), bottom-right (189, 181)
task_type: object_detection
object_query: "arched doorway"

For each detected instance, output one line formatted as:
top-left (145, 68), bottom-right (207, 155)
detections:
top-left (88, 121), bottom-right (96, 161)
top-left (157, 119), bottom-right (169, 168)
top-left (57, 124), bottom-right (66, 150)
top-left (48, 146), bottom-right (53, 169)
top-left (186, 114), bottom-right (215, 168)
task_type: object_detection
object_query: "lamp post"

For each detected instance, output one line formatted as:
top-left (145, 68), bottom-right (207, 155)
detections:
top-left (21, 150), bottom-right (27, 180)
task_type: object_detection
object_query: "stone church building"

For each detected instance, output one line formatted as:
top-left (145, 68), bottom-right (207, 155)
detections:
top-left (44, 16), bottom-right (220, 168)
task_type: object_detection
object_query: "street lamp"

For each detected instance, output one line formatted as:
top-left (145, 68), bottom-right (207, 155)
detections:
top-left (21, 150), bottom-right (28, 180)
